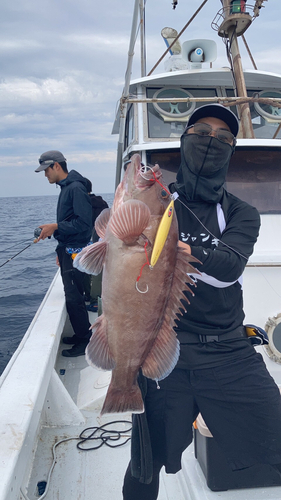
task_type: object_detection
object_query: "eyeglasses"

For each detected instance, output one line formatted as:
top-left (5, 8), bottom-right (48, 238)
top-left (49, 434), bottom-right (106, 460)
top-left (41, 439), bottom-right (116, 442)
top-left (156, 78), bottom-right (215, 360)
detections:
top-left (185, 123), bottom-right (235, 145)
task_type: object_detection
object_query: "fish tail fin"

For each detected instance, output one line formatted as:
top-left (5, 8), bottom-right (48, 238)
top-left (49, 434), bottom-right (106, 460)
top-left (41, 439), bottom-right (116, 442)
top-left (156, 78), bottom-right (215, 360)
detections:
top-left (101, 383), bottom-right (144, 415)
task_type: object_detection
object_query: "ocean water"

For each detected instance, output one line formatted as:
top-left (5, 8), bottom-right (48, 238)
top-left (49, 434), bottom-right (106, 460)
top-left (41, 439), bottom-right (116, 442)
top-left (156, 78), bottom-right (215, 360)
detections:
top-left (0, 193), bottom-right (114, 376)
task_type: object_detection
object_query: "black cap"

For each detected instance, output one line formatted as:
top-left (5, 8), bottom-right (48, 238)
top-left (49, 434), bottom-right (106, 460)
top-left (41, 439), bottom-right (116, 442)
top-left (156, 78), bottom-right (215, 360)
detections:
top-left (186, 104), bottom-right (239, 137)
top-left (35, 150), bottom-right (67, 172)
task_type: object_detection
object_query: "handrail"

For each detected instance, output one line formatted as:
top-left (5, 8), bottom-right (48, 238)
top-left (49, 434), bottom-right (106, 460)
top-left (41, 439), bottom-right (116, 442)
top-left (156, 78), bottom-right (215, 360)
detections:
top-left (121, 96), bottom-right (281, 109)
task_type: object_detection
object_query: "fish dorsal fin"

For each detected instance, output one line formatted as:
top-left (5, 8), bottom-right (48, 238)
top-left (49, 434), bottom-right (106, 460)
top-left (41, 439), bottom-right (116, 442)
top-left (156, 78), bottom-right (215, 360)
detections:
top-left (142, 247), bottom-right (200, 380)
top-left (95, 208), bottom-right (111, 239)
top-left (166, 246), bottom-right (200, 310)
top-left (73, 240), bottom-right (107, 275)
top-left (109, 200), bottom-right (151, 245)
top-left (86, 315), bottom-right (115, 370)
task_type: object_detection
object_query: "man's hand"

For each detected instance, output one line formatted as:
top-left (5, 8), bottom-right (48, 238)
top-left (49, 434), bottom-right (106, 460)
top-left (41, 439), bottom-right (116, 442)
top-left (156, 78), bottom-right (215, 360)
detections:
top-left (178, 240), bottom-right (192, 255)
top-left (37, 223), bottom-right (58, 241)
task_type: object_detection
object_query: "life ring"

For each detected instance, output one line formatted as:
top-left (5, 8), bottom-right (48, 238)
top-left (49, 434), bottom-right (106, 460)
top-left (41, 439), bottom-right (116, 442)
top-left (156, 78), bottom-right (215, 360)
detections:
top-left (253, 90), bottom-right (281, 122)
top-left (152, 87), bottom-right (196, 120)
top-left (264, 313), bottom-right (281, 364)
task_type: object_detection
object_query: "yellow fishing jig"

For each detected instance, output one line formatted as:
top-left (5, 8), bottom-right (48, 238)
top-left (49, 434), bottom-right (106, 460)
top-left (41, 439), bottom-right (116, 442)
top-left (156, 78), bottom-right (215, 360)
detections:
top-left (150, 199), bottom-right (174, 268)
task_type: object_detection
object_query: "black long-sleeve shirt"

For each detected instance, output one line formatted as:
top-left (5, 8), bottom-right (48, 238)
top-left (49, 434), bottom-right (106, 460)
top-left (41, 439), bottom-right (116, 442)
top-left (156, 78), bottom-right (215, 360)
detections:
top-left (174, 189), bottom-right (260, 336)
top-left (172, 189), bottom-right (261, 369)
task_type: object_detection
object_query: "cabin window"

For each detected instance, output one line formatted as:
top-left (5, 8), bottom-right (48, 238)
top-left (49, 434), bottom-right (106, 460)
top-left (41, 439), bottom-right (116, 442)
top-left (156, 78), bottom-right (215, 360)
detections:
top-left (226, 89), bottom-right (281, 139)
top-left (146, 88), bottom-right (218, 139)
top-left (226, 148), bottom-right (281, 214)
top-left (147, 147), bottom-right (281, 214)
top-left (147, 150), bottom-right (181, 185)
top-left (124, 104), bottom-right (134, 149)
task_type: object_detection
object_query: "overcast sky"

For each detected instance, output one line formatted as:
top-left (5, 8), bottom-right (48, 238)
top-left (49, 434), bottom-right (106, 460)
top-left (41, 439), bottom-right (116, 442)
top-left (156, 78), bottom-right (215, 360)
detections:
top-left (0, 0), bottom-right (280, 197)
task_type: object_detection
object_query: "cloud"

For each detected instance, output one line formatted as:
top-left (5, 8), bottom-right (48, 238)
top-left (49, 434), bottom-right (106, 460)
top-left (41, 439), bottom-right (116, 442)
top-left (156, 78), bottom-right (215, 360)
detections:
top-left (0, 0), bottom-right (280, 198)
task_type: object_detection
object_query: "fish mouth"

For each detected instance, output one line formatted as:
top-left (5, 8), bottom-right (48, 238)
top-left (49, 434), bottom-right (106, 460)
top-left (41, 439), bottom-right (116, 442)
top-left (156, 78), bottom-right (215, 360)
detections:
top-left (136, 163), bottom-right (161, 187)
top-left (121, 154), bottom-right (163, 201)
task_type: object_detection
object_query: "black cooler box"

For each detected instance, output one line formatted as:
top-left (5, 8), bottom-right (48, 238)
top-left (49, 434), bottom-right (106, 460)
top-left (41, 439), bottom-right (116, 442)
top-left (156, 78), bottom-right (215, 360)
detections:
top-left (194, 413), bottom-right (281, 491)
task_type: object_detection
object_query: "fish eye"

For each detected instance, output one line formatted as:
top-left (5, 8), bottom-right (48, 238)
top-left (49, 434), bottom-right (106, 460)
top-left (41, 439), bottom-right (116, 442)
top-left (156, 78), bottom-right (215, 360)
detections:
top-left (161, 189), bottom-right (169, 198)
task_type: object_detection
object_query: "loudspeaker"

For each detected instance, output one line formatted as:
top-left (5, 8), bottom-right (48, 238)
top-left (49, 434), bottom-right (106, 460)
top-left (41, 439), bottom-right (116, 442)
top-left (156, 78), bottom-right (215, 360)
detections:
top-left (181, 39), bottom-right (217, 68)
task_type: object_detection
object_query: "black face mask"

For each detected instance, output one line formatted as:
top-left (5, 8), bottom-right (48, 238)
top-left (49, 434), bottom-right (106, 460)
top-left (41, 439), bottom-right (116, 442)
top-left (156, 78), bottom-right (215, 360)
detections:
top-left (175, 133), bottom-right (233, 203)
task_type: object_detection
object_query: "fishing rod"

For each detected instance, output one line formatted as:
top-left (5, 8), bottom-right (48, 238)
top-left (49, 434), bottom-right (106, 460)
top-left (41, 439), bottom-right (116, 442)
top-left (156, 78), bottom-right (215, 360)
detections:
top-left (0, 228), bottom-right (45, 269)
top-left (0, 211), bottom-right (75, 269)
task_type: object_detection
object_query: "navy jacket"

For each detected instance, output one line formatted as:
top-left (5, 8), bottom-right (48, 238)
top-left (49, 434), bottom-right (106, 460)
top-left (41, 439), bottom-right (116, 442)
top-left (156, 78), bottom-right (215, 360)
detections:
top-left (54, 170), bottom-right (92, 248)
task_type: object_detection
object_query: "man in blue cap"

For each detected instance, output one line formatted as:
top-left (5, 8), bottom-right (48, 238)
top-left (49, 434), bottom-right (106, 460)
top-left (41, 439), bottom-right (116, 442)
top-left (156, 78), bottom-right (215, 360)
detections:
top-left (35, 150), bottom-right (92, 357)
top-left (122, 104), bottom-right (281, 498)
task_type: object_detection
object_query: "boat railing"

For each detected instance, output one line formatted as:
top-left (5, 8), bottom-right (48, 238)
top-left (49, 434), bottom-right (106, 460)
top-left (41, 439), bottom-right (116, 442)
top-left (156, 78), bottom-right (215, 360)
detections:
top-left (0, 271), bottom-right (79, 500)
top-left (211, 4), bottom-right (260, 34)
top-left (121, 95), bottom-right (281, 109)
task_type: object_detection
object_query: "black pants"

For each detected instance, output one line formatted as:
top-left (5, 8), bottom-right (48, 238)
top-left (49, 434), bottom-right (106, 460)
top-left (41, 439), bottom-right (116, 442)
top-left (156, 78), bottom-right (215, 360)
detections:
top-left (123, 349), bottom-right (281, 499)
top-left (56, 246), bottom-right (91, 339)
top-left (82, 272), bottom-right (91, 299)
top-left (123, 461), bottom-right (161, 500)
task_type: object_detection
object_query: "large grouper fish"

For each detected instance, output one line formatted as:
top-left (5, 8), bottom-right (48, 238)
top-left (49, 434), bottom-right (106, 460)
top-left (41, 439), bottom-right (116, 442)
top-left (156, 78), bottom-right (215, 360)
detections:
top-left (74, 154), bottom-right (200, 414)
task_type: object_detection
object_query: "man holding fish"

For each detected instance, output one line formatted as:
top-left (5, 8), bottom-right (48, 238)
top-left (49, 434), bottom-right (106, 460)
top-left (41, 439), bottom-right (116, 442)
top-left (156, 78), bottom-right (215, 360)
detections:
top-left (119, 105), bottom-right (281, 499)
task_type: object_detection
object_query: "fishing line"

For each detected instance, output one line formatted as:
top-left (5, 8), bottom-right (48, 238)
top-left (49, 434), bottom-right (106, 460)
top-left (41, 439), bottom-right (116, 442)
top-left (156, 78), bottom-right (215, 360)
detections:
top-left (1, 214), bottom-right (73, 269)
top-left (139, 163), bottom-right (246, 259)
top-left (139, 165), bottom-right (170, 196)
top-left (254, 269), bottom-right (281, 300)
top-left (1, 238), bottom-right (34, 253)
top-left (175, 196), bottom-right (249, 261)
top-left (138, 164), bottom-right (280, 300)
top-left (176, 196), bottom-right (281, 300)
top-left (0, 241), bottom-right (35, 269)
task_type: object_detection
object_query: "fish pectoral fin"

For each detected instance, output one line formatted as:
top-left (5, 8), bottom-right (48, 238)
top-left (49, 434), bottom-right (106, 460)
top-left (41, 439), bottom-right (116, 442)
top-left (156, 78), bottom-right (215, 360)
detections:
top-left (142, 325), bottom-right (180, 381)
top-left (95, 208), bottom-right (111, 239)
top-left (73, 241), bottom-right (107, 275)
top-left (109, 199), bottom-right (151, 244)
top-left (85, 315), bottom-right (115, 370)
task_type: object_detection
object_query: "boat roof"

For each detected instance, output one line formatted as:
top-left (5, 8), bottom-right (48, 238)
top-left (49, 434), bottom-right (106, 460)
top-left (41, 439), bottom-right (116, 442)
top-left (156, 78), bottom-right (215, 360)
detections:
top-left (126, 139), bottom-right (281, 154)
top-left (128, 68), bottom-right (281, 91)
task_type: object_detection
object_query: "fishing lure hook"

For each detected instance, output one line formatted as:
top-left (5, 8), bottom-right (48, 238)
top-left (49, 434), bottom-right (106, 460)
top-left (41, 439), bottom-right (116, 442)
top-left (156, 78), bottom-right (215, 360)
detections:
top-left (135, 240), bottom-right (150, 293)
top-left (135, 281), bottom-right (149, 294)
